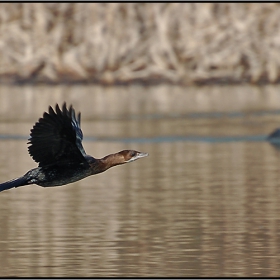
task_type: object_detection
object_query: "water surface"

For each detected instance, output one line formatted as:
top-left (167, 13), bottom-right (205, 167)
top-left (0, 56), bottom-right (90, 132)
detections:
top-left (1, 84), bottom-right (280, 277)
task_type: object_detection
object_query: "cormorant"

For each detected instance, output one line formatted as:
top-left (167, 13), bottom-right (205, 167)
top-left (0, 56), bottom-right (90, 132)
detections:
top-left (0, 103), bottom-right (148, 192)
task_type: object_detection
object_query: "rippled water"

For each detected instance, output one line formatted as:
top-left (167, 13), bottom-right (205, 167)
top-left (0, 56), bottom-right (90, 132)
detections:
top-left (1, 84), bottom-right (280, 277)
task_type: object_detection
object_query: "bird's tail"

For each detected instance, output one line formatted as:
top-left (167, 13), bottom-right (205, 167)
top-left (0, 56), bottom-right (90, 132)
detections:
top-left (0, 177), bottom-right (28, 192)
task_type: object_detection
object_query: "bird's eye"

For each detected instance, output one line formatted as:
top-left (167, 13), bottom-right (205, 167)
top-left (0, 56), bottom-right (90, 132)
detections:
top-left (131, 151), bottom-right (137, 157)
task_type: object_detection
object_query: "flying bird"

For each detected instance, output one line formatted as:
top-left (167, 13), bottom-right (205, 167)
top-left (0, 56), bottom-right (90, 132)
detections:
top-left (0, 103), bottom-right (148, 192)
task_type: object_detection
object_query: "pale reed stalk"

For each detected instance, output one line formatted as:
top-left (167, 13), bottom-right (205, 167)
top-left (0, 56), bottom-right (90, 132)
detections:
top-left (0, 3), bottom-right (280, 84)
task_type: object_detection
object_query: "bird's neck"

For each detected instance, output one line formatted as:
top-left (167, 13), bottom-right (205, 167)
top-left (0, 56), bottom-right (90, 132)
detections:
top-left (88, 153), bottom-right (124, 175)
top-left (101, 153), bottom-right (125, 169)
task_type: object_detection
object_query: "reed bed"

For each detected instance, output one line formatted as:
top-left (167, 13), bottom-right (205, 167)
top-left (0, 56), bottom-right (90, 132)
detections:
top-left (0, 3), bottom-right (280, 84)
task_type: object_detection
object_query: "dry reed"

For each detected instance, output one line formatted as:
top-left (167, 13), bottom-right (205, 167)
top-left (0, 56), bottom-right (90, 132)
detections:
top-left (0, 3), bottom-right (280, 84)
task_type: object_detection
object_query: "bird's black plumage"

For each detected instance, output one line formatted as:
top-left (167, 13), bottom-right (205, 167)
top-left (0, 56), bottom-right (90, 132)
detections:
top-left (0, 103), bottom-right (148, 192)
top-left (28, 103), bottom-right (87, 167)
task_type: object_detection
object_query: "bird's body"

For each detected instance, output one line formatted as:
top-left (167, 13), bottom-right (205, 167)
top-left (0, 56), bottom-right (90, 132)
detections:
top-left (0, 103), bottom-right (148, 192)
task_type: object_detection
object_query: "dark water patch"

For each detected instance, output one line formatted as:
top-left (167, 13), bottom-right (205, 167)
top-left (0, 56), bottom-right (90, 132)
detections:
top-left (85, 135), bottom-right (268, 143)
top-left (0, 134), bottom-right (269, 143)
top-left (93, 109), bottom-right (280, 121)
top-left (0, 135), bottom-right (28, 140)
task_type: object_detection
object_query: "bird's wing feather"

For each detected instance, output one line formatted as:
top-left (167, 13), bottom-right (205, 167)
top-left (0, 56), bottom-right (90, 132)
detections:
top-left (28, 103), bottom-right (88, 167)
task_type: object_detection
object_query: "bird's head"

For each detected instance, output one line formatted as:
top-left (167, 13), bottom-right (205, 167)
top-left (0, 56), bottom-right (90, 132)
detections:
top-left (118, 150), bottom-right (149, 163)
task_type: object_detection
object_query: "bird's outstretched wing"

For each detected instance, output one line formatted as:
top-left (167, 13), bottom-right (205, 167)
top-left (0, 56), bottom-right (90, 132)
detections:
top-left (28, 103), bottom-right (88, 167)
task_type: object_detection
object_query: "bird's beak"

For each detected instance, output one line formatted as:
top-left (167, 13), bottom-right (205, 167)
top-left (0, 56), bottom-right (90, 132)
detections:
top-left (126, 152), bottom-right (149, 163)
top-left (136, 152), bottom-right (149, 159)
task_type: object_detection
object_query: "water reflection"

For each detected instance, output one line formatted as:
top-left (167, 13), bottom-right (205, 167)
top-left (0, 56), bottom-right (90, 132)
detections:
top-left (1, 84), bottom-right (280, 276)
top-left (1, 139), bottom-right (280, 277)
